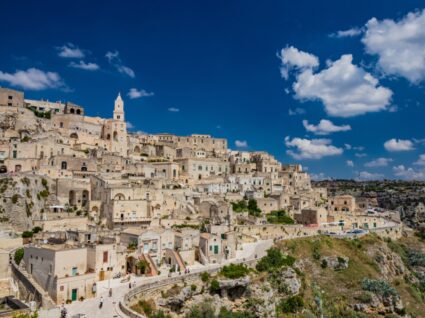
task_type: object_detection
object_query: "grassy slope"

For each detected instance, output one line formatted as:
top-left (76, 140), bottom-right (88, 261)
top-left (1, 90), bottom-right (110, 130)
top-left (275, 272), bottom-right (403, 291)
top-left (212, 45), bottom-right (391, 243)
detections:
top-left (276, 234), bottom-right (425, 318)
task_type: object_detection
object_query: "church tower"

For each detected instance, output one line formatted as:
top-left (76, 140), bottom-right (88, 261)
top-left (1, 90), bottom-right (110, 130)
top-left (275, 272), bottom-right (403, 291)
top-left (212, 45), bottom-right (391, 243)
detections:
top-left (113, 93), bottom-right (125, 121)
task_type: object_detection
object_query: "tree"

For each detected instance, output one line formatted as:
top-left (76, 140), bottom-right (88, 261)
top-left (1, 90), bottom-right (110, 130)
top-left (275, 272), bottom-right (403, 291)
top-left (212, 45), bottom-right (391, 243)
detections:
top-left (256, 248), bottom-right (295, 272)
top-left (247, 199), bottom-right (261, 217)
top-left (137, 260), bottom-right (149, 274)
top-left (14, 248), bottom-right (24, 265)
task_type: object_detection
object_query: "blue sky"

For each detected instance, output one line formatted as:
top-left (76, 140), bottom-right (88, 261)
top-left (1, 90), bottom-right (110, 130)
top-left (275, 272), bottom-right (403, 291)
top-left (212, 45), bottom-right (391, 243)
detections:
top-left (1, 0), bottom-right (425, 180)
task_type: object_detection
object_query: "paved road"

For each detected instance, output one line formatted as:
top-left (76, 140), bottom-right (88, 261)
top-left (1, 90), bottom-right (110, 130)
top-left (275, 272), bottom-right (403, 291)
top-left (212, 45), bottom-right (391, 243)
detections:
top-left (39, 240), bottom-right (273, 318)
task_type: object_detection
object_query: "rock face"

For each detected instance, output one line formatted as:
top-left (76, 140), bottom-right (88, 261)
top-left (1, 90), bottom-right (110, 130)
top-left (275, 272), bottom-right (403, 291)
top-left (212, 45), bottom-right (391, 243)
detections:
top-left (321, 256), bottom-right (349, 271)
top-left (366, 245), bottom-right (405, 279)
top-left (353, 292), bottom-right (404, 315)
top-left (248, 282), bottom-right (277, 318)
top-left (217, 276), bottom-right (250, 299)
top-left (279, 267), bottom-right (301, 295)
top-left (0, 175), bottom-right (55, 230)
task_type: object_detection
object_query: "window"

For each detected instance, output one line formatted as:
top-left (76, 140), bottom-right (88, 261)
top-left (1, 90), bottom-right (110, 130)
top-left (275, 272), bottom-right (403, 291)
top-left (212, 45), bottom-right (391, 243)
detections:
top-left (8, 96), bottom-right (12, 100)
top-left (103, 251), bottom-right (108, 263)
top-left (12, 150), bottom-right (17, 159)
top-left (61, 161), bottom-right (67, 170)
top-left (72, 267), bottom-right (78, 276)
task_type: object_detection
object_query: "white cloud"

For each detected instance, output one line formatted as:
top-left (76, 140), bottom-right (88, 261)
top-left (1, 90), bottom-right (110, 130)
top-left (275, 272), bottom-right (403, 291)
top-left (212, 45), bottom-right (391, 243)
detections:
top-left (310, 172), bottom-right (330, 181)
top-left (346, 160), bottom-right (354, 167)
top-left (69, 61), bottom-right (99, 71)
top-left (364, 157), bottom-right (393, 167)
top-left (344, 144), bottom-right (352, 150)
top-left (414, 154), bottom-right (425, 166)
top-left (168, 107), bottom-right (180, 112)
top-left (302, 119), bottom-right (351, 135)
top-left (330, 27), bottom-right (363, 38)
top-left (279, 46), bottom-right (319, 79)
top-left (126, 121), bottom-right (135, 129)
top-left (292, 54), bottom-right (392, 117)
top-left (105, 51), bottom-right (135, 78)
top-left (288, 107), bottom-right (305, 116)
top-left (362, 9), bottom-right (425, 83)
top-left (393, 165), bottom-right (425, 180)
top-left (127, 88), bottom-right (154, 99)
top-left (384, 138), bottom-right (414, 152)
top-left (358, 171), bottom-right (384, 180)
top-left (355, 153), bottom-right (367, 158)
top-left (0, 68), bottom-right (64, 90)
top-left (57, 43), bottom-right (84, 58)
top-left (235, 140), bottom-right (248, 148)
top-left (284, 136), bottom-right (343, 160)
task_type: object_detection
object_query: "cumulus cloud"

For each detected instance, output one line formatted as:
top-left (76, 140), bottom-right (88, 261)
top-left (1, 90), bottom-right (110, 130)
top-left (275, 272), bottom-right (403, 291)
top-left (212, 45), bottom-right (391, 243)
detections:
top-left (69, 61), bottom-right (99, 71)
top-left (105, 51), bottom-right (135, 78)
top-left (126, 121), bottom-right (135, 129)
top-left (279, 46), bottom-right (319, 79)
top-left (364, 157), bottom-right (393, 167)
top-left (168, 107), bottom-right (180, 112)
top-left (393, 165), bottom-right (425, 180)
top-left (127, 88), bottom-right (154, 99)
top-left (302, 119), bottom-right (351, 135)
top-left (284, 136), bottom-right (343, 160)
top-left (57, 43), bottom-right (85, 58)
top-left (0, 68), bottom-right (65, 90)
top-left (288, 107), bottom-right (306, 116)
top-left (414, 154), bottom-right (425, 166)
top-left (292, 54), bottom-right (392, 117)
top-left (362, 9), bottom-right (425, 83)
top-left (346, 160), bottom-right (354, 167)
top-left (358, 171), bottom-right (384, 180)
top-left (384, 138), bottom-right (414, 152)
top-left (235, 140), bottom-right (248, 148)
top-left (330, 27), bottom-right (363, 38)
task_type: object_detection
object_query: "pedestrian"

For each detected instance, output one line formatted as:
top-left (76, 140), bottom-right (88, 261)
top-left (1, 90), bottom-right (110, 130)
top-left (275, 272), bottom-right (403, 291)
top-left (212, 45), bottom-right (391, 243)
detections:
top-left (60, 304), bottom-right (67, 318)
top-left (99, 296), bottom-right (104, 309)
top-left (109, 288), bottom-right (112, 297)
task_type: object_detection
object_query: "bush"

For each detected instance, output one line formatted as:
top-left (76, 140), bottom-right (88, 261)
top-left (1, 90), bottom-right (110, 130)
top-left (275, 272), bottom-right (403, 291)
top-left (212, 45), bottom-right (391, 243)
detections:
top-left (191, 284), bottom-right (197, 292)
top-left (321, 259), bottom-right (328, 269)
top-left (150, 311), bottom-right (172, 318)
top-left (361, 278), bottom-right (398, 298)
top-left (14, 248), bottom-right (24, 265)
top-left (38, 190), bottom-right (49, 199)
top-left (277, 295), bottom-right (304, 313)
top-left (231, 200), bottom-right (248, 213)
top-left (210, 279), bottom-right (220, 293)
top-left (137, 260), bottom-right (149, 274)
top-left (220, 263), bottom-right (249, 279)
top-left (22, 231), bottom-right (33, 238)
top-left (41, 178), bottom-right (48, 189)
top-left (201, 272), bottom-right (210, 283)
top-left (247, 199), bottom-right (261, 217)
top-left (32, 226), bottom-right (42, 234)
top-left (256, 248), bottom-right (295, 272)
top-left (266, 210), bottom-right (294, 224)
top-left (137, 300), bottom-right (153, 316)
top-left (11, 194), bottom-right (19, 204)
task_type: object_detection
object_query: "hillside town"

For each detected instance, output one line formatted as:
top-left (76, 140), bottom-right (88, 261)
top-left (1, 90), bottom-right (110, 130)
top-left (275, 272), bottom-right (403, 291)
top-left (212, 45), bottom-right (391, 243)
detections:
top-left (0, 87), bottom-right (404, 317)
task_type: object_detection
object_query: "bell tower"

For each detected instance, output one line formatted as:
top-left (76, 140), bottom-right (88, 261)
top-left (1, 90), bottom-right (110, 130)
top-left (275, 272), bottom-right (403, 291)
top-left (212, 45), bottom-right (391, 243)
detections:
top-left (113, 92), bottom-right (124, 121)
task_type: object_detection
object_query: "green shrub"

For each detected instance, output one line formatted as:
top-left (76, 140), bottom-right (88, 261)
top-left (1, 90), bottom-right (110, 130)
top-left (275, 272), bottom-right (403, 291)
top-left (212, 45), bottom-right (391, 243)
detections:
top-left (277, 295), bottom-right (304, 313)
top-left (191, 284), bottom-right (197, 292)
top-left (256, 248), bottom-right (295, 272)
top-left (220, 263), bottom-right (249, 279)
top-left (11, 194), bottom-right (19, 204)
top-left (137, 299), bottom-right (153, 316)
top-left (14, 248), bottom-right (24, 265)
top-left (32, 226), bottom-right (42, 234)
top-left (39, 190), bottom-right (49, 199)
top-left (210, 279), bottom-right (220, 293)
top-left (361, 278), bottom-right (398, 298)
top-left (266, 210), bottom-right (294, 224)
top-left (321, 259), bottom-right (328, 269)
top-left (22, 231), bottom-right (33, 238)
top-left (201, 272), bottom-right (210, 283)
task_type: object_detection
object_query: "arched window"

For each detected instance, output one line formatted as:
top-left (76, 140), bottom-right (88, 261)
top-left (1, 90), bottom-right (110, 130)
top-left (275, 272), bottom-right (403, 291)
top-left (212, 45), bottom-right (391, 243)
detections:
top-left (76, 109), bottom-right (81, 115)
top-left (61, 161), bottom-right (67, 170)
top-left (70, 108), bottom-right (75, 114)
